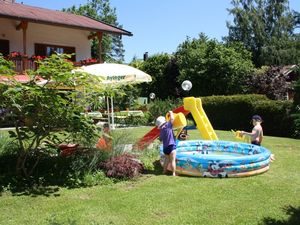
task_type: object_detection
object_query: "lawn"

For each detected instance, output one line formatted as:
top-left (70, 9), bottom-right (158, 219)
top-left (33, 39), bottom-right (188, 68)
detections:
top-left (0, 128), bottom-right (299, 225)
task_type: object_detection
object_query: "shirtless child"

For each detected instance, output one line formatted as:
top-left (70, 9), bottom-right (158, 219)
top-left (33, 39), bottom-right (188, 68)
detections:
top-left (242, 115), bottom-right (263, 146)
top-left (241, 115), bottom-right (275, 161)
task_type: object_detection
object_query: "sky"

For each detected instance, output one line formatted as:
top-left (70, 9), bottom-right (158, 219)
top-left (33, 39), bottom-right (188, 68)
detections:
top-left (18, 0), bottom-right (300, 63)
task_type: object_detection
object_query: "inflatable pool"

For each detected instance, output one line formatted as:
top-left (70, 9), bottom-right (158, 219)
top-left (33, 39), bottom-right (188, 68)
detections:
top-left (160, 140), bottom-right (271, 178)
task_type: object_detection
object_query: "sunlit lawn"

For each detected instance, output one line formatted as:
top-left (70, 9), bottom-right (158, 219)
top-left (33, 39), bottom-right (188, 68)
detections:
top-left (0, 127), bottom-right (299, 225)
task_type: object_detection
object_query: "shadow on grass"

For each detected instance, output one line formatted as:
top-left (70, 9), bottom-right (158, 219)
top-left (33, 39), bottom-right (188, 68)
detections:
top-left (0, 154), bottom-right (86, 197)
top-left (46, 215), bottom-right (103, 225)
top-left (0, 172), bottom-right (62, 197)
top-left (46, 215), bottom-right (78, 225)
top-left (260, 206), bottom-right (300, 225)
top-left (143, 159), bottom-right (164, 176)
top-left (0, 176), bottom-right (62, 197)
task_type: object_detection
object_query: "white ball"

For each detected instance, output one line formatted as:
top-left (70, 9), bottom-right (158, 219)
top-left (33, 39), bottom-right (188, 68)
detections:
top-left (181, 80), bottom-right (192, 91)
top-left (149, 93), bottom-right (156, 99)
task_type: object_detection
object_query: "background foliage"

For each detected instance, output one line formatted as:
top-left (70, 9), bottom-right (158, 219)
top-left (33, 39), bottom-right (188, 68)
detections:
top-left (244, 65), bottom-right (291, 100)
top-left (63, 0), bottom-right (125, 62)
top-left (138, 54), bottom-right (180, 99)
top-left (175, 34), bottom-right (254, 97)
top-left (202, 94), bottom-right (294, 137)
top-left (0, 54), bottom-right (101, 177)
top-left (226, 0), bottom-right (299, 67)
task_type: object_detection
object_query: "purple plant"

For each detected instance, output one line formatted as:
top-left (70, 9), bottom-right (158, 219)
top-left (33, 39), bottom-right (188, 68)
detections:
top-left (100, 153), bottom-right (144, 179)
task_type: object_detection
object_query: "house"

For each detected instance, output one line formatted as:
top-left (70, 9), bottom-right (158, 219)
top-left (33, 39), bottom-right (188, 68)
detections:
top-left (279, 65), bottom-right (299, 100)
top-left (0, 0), bottom-right (132, 73)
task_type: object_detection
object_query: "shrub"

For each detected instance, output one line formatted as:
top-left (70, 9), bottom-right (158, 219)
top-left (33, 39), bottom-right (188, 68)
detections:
top-left (108, 130), bottom-right (136, 156)
top-left (292, 112), bottom-right (300, 138)
top-left (0, 54), bottom-right (101, 178)
top-left (138, 144), bottom-right (160, 171)
top-left (83, 170), bottom-right (113, 187)
top-left (291, 77), bottom-right (300, 138)
top-left (114, 114), bottom-right (148, 126)
top-left (201, 94), bottom-right (294, 137)
top-left (24, 149), bottom-right (111, 188)
top-left (100, 153), bottom-right (144, 179)
top-left (0, 132), bottom-right (19, 156)
top-left (202, 95), bottom-right (268, 130)
top-left (148, 98), bottom-right (182, 124)
top-left (253, 100), bottom-right (294, 137)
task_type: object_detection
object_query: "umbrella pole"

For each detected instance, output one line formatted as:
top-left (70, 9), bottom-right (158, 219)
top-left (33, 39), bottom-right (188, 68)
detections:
top-left (111, 96), bottom-right (115, 129)
top-left (106, 96), bottom-right (111, 128)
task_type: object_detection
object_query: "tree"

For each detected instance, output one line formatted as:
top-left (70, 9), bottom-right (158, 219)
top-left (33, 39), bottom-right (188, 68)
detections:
top-left (0, 53), bottom-right (15, 75)
top-left (0, 54), bottom-right (101, 177)
top-left (244, 65), bottom-right (290, 100)
top-left (293, 10), bottom-right (300, 28)
top-left (292, 65), bottom-right (300, 138)
top-left (63, 0), bottom-right (125, 62)
top-left (138, 53), bottom-right (180, 100)
top-left (175, 34), bottom-right (254, 97)
top-left (226, 0), bottom-right (299, 67)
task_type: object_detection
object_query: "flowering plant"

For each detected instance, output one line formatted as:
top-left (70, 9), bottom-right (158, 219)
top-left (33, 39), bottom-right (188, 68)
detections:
top-left (80, 58), bottom-right (98, 65)
top-left (8, 51), bottom-right (28, 59)
top-left (30, 55), bottom-right (46, 61)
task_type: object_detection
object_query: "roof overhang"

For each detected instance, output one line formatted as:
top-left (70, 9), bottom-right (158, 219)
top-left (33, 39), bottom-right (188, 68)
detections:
top-left (0, 1), bottom-right (132, 36)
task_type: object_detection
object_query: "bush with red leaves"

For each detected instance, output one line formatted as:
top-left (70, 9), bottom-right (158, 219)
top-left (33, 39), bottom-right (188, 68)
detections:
top-left (100, 153), bottom-right (144, 179)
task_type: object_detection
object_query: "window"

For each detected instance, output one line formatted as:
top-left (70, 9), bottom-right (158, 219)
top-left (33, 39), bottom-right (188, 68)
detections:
top-left (0, 39), bottom-right (9, 56)
top-left (35, 43), bottom-right (76, 61)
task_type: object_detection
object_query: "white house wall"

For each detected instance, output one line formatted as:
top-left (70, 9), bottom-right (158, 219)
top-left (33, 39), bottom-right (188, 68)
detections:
top-left (0, 18), bottom-right (21, 52)
top-left (0, 17), bottom-right (91, 61)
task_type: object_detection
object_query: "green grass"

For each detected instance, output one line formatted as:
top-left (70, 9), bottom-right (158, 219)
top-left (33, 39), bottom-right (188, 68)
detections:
top-left (0, 128), bottom-right (299, 225)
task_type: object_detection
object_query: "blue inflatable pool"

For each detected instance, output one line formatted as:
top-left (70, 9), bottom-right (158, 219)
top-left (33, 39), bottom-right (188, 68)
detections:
top-left (160, 140), bottom-right (271, 177)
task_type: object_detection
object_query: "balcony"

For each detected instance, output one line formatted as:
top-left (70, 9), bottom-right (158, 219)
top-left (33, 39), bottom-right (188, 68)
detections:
top-left (7, 55), bottom-right (99, 74)
top-left (10, 57), bottom-right (38, 73)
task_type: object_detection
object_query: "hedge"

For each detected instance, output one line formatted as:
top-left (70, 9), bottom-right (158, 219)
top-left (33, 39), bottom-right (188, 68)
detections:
top-left (201, 94), bottom-right (294, 137)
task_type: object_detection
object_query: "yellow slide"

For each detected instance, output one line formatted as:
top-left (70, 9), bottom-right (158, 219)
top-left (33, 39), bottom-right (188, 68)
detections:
top-left (183, 97), bottom-right (218, 140)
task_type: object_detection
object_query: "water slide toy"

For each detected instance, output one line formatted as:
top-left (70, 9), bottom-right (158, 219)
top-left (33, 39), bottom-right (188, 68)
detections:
top-left (136, 97), bottom-right (217, 149)
top-left (183, 97), bottom-right (218, 140)
top-left (135, 106), bottom-right (189, 149)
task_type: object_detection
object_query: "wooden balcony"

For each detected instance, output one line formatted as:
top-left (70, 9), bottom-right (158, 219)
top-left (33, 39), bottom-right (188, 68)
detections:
top-left (9, 57), bottom-right (99, 74)
top-left (10, 57), bottom-right (38, 73)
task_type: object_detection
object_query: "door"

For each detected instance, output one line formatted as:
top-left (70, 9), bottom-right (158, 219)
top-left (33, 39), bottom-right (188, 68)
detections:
top-left (0, 39), bottom-right (9, 56)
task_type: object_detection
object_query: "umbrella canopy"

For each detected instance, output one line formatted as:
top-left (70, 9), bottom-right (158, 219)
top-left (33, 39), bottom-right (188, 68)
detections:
top-left (76, 63), bottom-right (152, 84)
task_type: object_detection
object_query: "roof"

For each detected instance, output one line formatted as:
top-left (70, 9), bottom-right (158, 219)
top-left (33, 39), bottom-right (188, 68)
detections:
top-left (281, 65), bottom-right (298, 76)
top-left (273, 65), bottom-right (299, 78)
top-left (0, 1), bottom-right (132, 36)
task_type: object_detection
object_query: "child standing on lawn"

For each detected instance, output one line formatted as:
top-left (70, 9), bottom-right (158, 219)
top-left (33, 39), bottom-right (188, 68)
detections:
top-left (241, 115), bottom-right (264, 146)
top-left (241, 115), bottom-right (275, 161)
top-left (156, 111), bottom-right (177, 176)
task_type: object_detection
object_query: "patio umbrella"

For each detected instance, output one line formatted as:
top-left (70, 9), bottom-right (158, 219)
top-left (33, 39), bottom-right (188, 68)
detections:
top-left (76, 63), bottom-right (152, 129)
top-left (77, 63), bottom-right (152, 84)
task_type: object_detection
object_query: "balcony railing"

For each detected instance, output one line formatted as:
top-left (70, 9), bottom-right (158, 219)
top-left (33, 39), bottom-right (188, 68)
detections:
top-left (10, 57), bottom-right (38, 73)
top-left (9, 57), bottom-right (99, 74)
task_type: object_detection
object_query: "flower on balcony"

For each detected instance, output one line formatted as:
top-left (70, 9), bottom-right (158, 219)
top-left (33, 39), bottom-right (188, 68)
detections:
top-left (10, 51), bottom-right (22, 58)
top-left (8, 51), bottom-right (28, 59)
top-left (30, 55), bottom-right (46, 61)
top-left (80, 58), bottom-right (98, 65)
